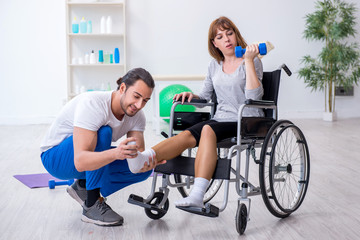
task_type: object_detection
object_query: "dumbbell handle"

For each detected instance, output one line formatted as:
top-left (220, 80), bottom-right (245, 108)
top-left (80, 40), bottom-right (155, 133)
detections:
top-left (235, 43), bottom-right (267, 58)
top-left (49, 179), bottom-right (74, 189)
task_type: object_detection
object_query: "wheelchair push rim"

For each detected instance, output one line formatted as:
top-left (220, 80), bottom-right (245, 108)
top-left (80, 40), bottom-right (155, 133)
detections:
top-left (259, 120), bottom-right (310, 218)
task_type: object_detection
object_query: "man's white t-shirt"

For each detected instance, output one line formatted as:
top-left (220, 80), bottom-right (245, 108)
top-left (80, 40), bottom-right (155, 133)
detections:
top-left (40, 91), bottom-right (146, 152)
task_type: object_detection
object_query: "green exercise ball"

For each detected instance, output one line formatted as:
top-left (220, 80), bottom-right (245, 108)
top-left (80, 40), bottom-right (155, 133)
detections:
top-left (159, 84), bottom-right (196, 122)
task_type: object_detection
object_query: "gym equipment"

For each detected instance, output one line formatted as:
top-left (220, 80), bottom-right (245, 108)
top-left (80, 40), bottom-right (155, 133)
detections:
top-left (159, 84), bottom-right (196, 123)
top-left (13, 173), bottom-right (63, 188)
top-left (235, 42), bottom-right (267, 58)
top-left (128, 64), bottom-right (309, 235)
top-left (48, 179), bottom-right (74, 189)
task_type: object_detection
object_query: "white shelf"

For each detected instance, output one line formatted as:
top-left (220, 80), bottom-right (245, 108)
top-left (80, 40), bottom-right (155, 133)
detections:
top-left (68, 2), bottom-right (124, 6)
top-left (68, 33), bottom-right (123, 37)
top-left (69, 90), bottom-right (112, 98)
top-left (70, 64), bottom-right (124, 67)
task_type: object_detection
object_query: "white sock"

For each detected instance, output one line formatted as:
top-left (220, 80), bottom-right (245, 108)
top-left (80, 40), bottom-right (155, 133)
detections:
top-left (174, 177), bottom-right (209, 208)
top-left (127, 148), bottom-right (155, 173)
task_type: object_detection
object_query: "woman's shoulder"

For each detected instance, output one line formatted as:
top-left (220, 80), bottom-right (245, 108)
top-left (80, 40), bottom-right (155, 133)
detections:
top-left (253, 56), bottom-right (262, 66)
top-left (208, 58), bottom-right (222, 72)
top-left (209, 58), bottom-right (221, 66)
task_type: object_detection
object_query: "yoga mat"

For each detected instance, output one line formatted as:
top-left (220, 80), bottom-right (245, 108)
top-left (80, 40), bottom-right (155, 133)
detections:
top-left (13, 173), bottom-right (63, 189)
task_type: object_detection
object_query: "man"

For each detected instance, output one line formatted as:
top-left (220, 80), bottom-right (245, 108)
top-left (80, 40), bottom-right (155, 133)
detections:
top-left (40, 68), bottom-right (163, 226)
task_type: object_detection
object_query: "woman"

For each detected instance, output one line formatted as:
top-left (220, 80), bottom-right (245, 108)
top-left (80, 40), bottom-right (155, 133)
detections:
top-left (129, 16), bottom-right (264, 208)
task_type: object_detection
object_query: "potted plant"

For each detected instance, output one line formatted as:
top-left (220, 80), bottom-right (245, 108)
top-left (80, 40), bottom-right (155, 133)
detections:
top-left (298, 0), bottom-right (360, 121)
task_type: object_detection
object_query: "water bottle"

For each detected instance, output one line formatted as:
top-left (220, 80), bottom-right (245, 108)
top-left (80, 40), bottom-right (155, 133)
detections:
top-left (114, 48), bottom-right (120, 64)
top-left (100, 16), bottom-right (106, 34)
top-left (80, 17), bottom-right (87, 33)
top-left (72, 17), bottom-right (79, 33)
top-left (87, 20), bottom-right (92, 33)
top-left (106, 16), bottom-right (112, 34)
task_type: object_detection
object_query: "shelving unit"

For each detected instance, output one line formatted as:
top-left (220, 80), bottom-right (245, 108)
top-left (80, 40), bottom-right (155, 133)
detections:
top-left (65, 0), bottom-right (126, 100)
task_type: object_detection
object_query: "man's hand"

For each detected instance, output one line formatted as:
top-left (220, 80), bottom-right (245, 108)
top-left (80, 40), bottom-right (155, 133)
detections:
top-left (138, 155), bottom-right (167, 173)
top-left (114, 137), bottom-right (139, 160)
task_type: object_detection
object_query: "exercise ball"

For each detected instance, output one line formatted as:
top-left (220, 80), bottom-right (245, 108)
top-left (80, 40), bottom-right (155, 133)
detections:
top-left (159, 84), bottom-right (196, 122)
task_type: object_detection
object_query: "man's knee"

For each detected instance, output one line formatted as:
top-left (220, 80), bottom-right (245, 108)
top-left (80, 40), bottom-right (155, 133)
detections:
top-left (95, 126), bottom-right (113, 152)
top-left (98, 125), bottom-right (112, 138)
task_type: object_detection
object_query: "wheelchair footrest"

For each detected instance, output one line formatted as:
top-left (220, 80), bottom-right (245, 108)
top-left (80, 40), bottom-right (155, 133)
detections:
top-left (176, 203), bottom-right (219, 218)
top-left (127, 194), bottom-right (167, 214)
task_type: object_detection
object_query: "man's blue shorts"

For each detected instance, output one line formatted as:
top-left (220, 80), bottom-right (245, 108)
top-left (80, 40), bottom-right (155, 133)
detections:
top-left (41, 126), bottom-right (152, 197)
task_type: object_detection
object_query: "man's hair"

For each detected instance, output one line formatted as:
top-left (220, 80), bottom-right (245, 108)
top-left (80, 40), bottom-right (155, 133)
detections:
top-left (208, 16), bottom-right (247, 63)
top-left (116, 68), bottom-right (155, 90)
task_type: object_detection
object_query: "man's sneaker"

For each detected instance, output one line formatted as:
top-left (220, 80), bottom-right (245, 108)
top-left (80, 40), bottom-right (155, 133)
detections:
top-left (81, 197), bottom-right (124, 226)
top-left (66, 179), bottom-right (87, 206)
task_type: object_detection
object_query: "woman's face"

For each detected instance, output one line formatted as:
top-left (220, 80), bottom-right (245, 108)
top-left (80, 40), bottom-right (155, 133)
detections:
top-left (212, 27), bottom-right (237, 56)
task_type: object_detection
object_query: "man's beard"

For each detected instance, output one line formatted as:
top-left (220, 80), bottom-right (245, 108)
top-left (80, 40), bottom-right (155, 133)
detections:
top-left (120, 96), bottom-right (137, 117)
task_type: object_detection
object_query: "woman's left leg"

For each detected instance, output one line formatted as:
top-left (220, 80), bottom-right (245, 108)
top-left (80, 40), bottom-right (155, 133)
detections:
top-left (195, 125), bottom-right (218, 180)
top-left (175, 122), bottom-right (237, 208)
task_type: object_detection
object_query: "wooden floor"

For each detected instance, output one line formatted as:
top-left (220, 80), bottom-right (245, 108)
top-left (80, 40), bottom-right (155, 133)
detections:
top-left (1, 118), bottom-right (360, 240)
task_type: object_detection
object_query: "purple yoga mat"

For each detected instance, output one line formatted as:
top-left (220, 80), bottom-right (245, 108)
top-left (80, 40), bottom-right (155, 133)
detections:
top-left (13, 173), bottom-right (62, 188)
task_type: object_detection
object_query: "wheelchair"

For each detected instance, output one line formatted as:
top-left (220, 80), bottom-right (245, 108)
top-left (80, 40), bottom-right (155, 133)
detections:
top-left (128, 64), bottom-right (310, 235)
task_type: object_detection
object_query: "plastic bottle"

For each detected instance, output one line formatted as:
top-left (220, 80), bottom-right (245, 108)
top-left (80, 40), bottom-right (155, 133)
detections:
top-left (110, 52), bottom-right (113, 64)
top-left (80, 86), bottom-right (86, 93)
top-left (100, 83), bottom-right (106, 91)
top-left (84, 53), bottom-right (90, 64)
top-left (98, 50), bottom-right (104, 64)
top-left (106, 16), bottom-right (112, 34)
top-left (104, 51), bottom-right (110, 64)
top-left (89, 50), bottom-right (96, 64)
top-left (87, 20), bottom-right (92, 33)
top-left (114, 48), bottom-right (120, 64)
top-left (72, 17), bottom-right (79, 34)
top-left (80, 17), bottom-right (87, 33)
top-left (100, 16), bottom-right (106, 34)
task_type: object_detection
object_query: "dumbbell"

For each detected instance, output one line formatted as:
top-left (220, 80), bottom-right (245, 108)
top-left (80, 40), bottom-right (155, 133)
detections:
top-left (235, 42), bottom-right (267, 58)
top-left (48, 179), bottom-right (74, 189)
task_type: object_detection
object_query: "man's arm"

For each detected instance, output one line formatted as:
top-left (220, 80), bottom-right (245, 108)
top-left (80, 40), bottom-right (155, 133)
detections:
top-left (127, 130), bottom-right (145, 152)
top-left (73, 127), bottom-right (137, 172)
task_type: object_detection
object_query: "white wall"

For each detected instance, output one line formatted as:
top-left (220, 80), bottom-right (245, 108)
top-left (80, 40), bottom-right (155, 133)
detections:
top-left (1, 0), bottom-right (360, 124)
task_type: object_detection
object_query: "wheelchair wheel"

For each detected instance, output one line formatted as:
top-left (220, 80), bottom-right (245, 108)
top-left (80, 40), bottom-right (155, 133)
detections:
top-left (174, 174), bottom-right (223, 203)
top-left (144, 192), bottom-right (169, 220)
top-left (259, 120), bottom-right (310, 218)
top-left (235, 203), bottom-right (247, 235)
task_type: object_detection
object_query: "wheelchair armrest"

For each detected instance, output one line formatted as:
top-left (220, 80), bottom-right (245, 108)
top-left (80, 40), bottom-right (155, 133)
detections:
top-left (245, 99), bottom-right (275, 106)
top-left (173, 98), bottom-right (214, 108)
top-left (174, 97), bottom-right (208, 104)
top-left (174, 98), bottom-right (207, 105)
top-left (169, 98), bottom-right (215, 136)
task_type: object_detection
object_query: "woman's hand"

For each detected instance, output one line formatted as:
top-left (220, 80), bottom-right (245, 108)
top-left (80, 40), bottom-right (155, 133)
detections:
top-left (244, 43), bottom-right (259, 61)
top-left (173, 92), bottom-right (194, 104)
